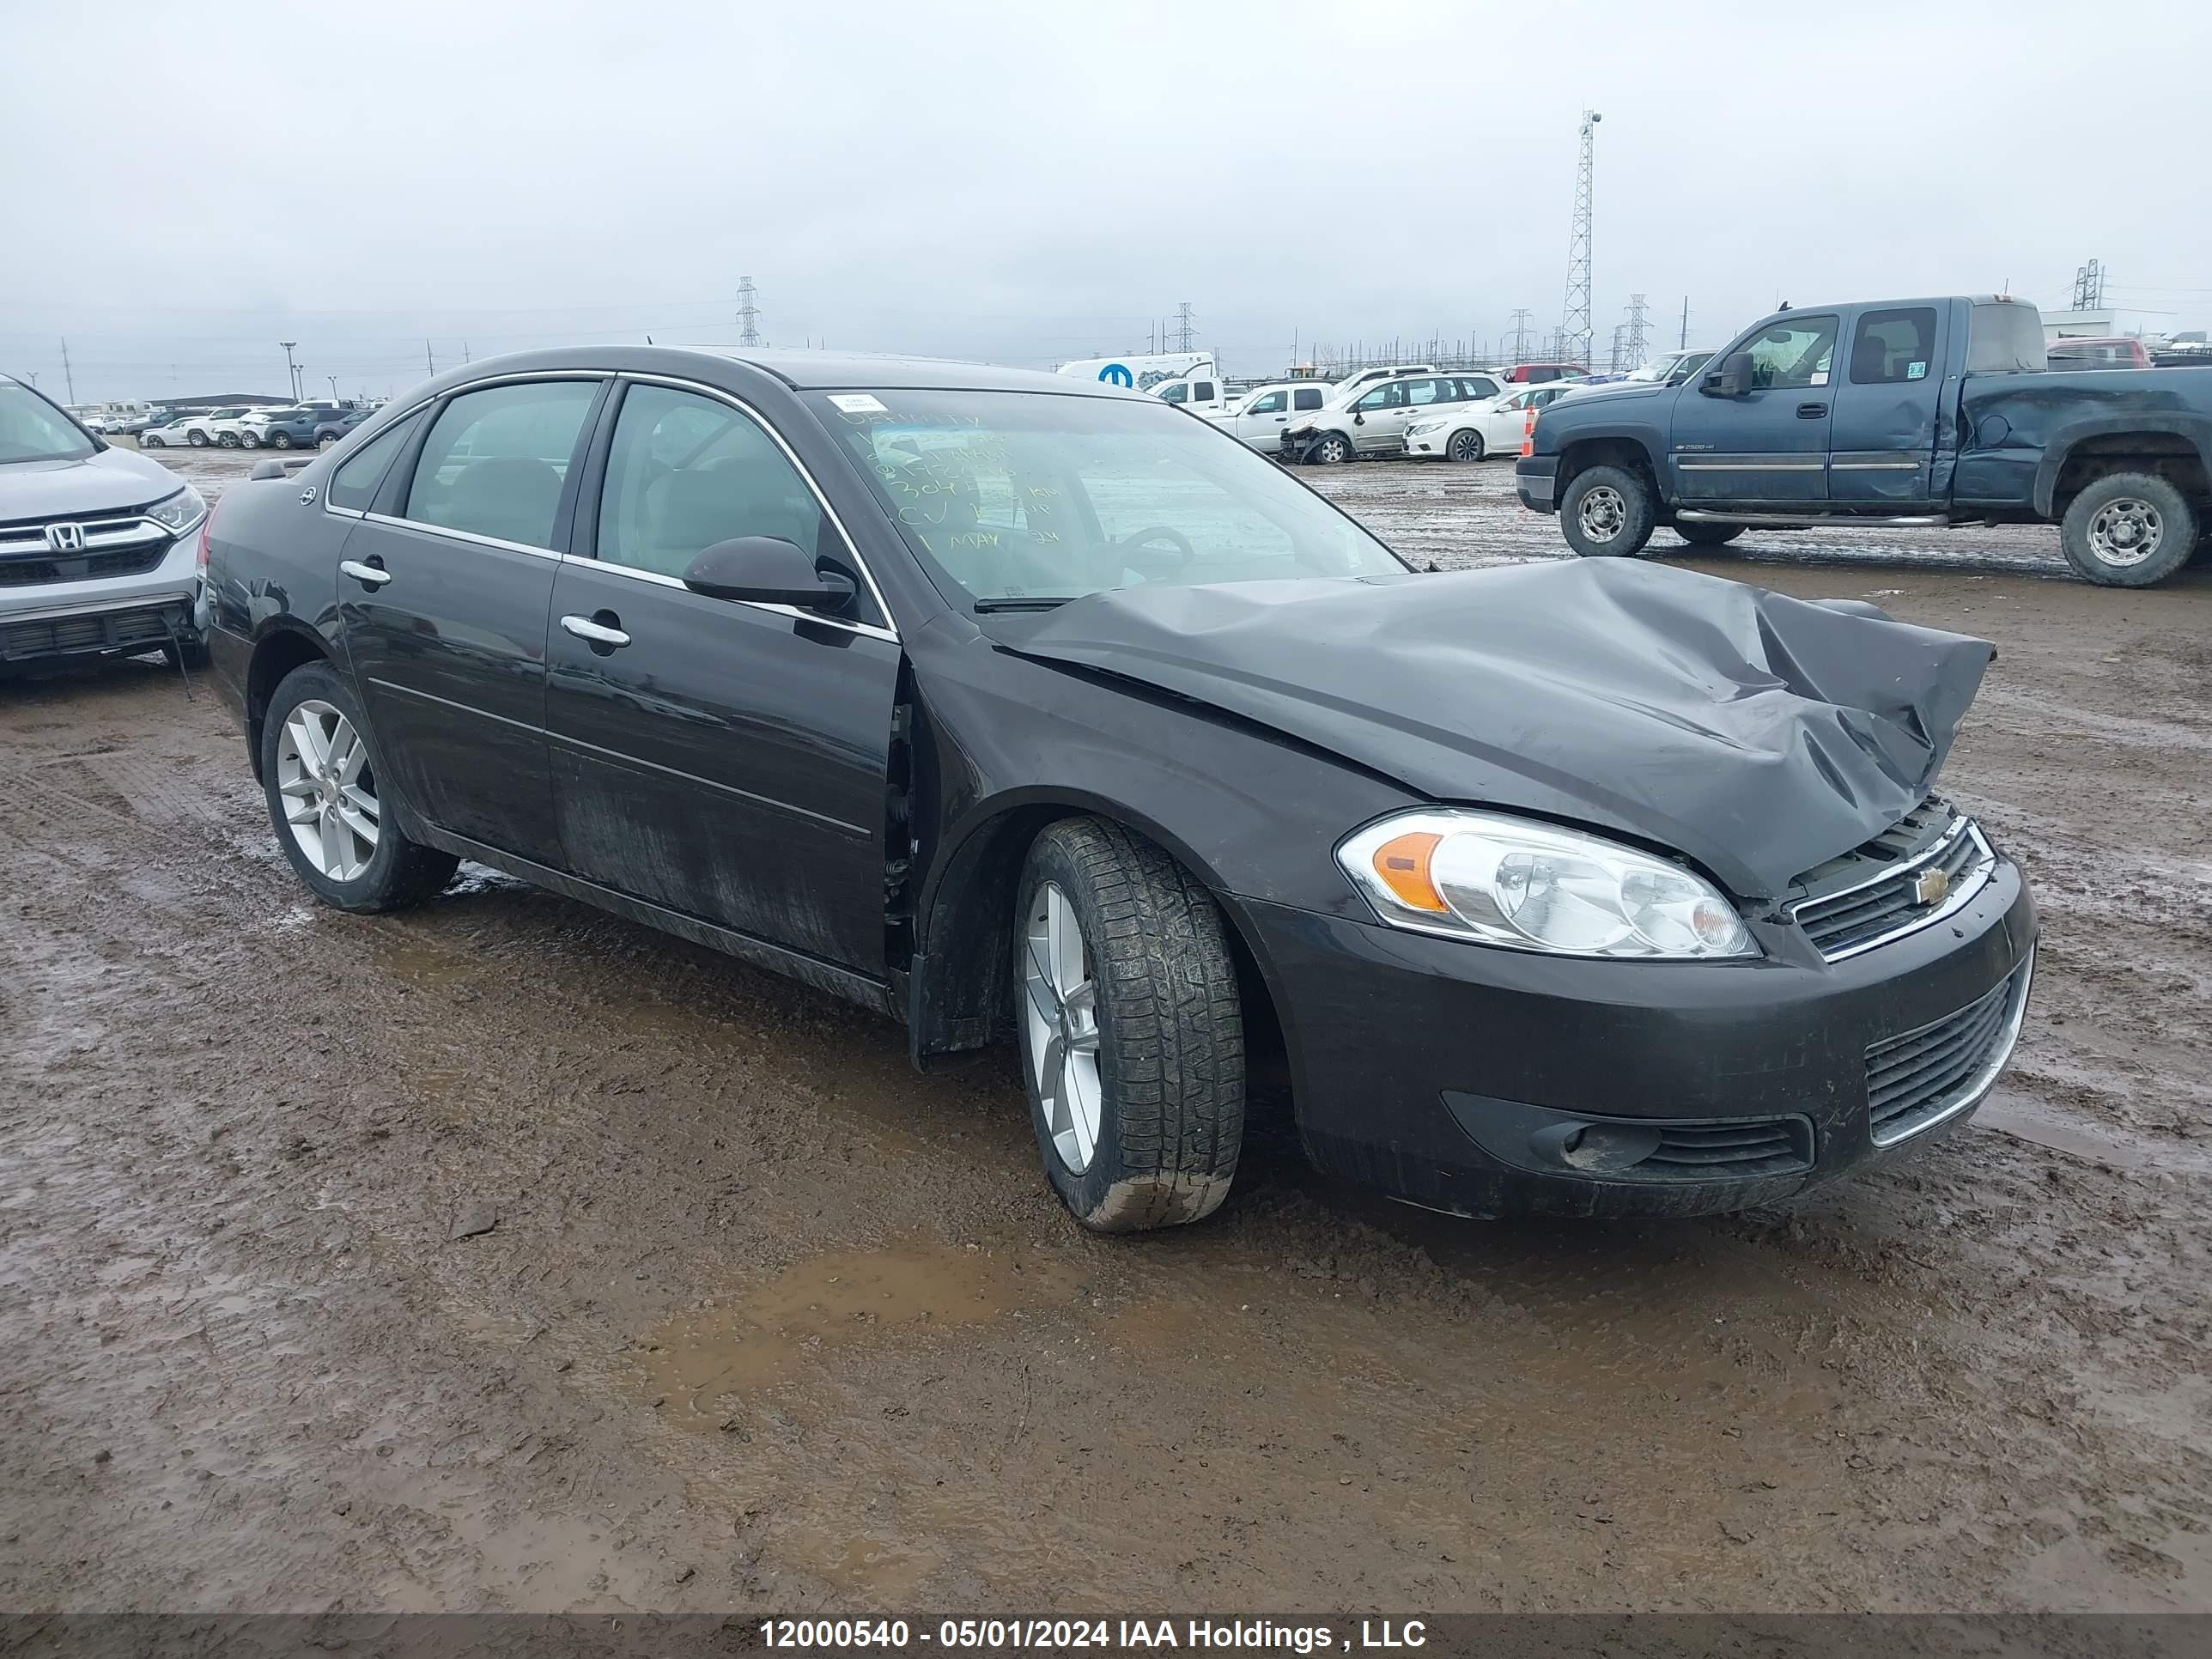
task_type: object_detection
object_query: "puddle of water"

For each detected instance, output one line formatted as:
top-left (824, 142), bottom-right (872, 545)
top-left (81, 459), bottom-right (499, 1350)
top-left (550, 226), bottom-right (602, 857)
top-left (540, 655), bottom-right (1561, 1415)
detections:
top-left (635, 1241), bottom-right (1079, 1424)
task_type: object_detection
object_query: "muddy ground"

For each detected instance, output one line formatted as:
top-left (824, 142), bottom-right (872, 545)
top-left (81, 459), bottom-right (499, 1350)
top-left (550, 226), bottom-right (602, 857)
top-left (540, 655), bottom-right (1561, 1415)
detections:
top-left (3, 451), bottom-right (2209, 1617)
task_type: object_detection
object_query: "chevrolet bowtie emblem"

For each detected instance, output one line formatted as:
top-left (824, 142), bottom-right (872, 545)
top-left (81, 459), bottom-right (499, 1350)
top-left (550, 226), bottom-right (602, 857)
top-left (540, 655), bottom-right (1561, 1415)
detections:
top-left (1914, 867), bottom-right (1951, 907)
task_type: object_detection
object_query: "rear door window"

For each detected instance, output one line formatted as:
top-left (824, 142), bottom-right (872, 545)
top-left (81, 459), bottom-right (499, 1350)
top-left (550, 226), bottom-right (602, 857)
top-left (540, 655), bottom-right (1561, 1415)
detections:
top-left (1292, 387), bottom-right (1323, 410)
top-left (403, 380), bottom-right (600, 550)
top-left (1849, 308), bottom-right (1938, 385)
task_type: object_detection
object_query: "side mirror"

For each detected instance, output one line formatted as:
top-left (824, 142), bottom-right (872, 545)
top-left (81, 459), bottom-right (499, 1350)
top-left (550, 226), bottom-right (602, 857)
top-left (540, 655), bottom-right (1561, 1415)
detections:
top-left (1352, 412), bottom-right (1365, 425)
top-left (683, 537), bottom-right (854, 611)
top-left (1702, 353), bottom-right (1753, 398)
top-left (248, 459), bottom-right (288, 481)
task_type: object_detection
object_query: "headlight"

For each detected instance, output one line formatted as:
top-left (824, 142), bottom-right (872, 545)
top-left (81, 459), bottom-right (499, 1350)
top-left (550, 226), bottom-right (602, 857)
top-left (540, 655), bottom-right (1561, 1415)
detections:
top-left (1285, 420), bottom-right (1316, 435)
top-left (145, 484), bottom-right (207, 535)
top-left (1336, 809), bottom-right (1755, 959)
top-left (1406, 418), bottom-right (1450, 436)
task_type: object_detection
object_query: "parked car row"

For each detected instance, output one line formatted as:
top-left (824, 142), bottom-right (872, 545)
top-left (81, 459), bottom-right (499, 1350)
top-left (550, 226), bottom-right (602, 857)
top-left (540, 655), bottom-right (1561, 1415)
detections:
top-left (139, 400), bottom-right (368, 450)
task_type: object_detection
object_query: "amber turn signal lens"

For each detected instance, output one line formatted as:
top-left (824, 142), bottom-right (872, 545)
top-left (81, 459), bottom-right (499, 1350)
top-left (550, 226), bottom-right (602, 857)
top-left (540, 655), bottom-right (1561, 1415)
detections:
top-left (1371, 831), bottom-right (1448, 912)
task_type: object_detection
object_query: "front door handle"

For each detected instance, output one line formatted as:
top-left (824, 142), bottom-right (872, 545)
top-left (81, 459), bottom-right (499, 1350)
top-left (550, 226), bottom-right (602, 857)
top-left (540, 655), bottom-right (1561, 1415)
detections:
top-left (338, 558), bottom-right (391, 588)
top-left (1797, 402), bottom-right (1828, 419)
top-left (561, 612), bottom-right (630, 648)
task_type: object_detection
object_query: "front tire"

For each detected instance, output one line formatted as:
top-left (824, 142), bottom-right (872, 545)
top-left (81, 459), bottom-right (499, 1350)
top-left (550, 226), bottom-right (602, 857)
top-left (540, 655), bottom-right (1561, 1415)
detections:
top-left (188, 431), bottom-right (210, 447)
top-left (1015, 817), bottom-right (1245, 1233)
top-left (1560, 465), bottom-right (1657, 557)
top-left (272, 431), bottom-right (293, 449)
top-left (1310, 432), bottom-right (1353, 465)
top-left (260, 661), bottom-right (459, 915)
top-left (2059, 472), bottom-right (2197, 586)
top-left (1447, 428), bottom-right (1485, 464)
top-left (1674, 522), bottom-right (1746, 547)
top-left (239, 431), bottom-right (260, 449)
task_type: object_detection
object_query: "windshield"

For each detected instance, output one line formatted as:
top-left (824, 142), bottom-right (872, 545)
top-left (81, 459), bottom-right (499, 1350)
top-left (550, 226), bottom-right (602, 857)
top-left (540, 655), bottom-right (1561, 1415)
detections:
top-left (0, 383), bottom-right (98, 464)
top-left (811, 388), bottom-right (1407, 607)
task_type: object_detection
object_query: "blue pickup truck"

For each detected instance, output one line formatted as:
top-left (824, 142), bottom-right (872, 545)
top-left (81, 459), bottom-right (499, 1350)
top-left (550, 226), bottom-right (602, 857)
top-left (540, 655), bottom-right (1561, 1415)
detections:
top-left (1516, 295), bottom-right (2212, 586)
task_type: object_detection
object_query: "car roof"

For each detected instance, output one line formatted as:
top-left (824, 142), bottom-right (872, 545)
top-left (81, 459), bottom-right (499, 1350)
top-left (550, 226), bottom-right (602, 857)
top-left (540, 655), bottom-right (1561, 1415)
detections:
top-left (409, 344), bottom-right (1140, 399)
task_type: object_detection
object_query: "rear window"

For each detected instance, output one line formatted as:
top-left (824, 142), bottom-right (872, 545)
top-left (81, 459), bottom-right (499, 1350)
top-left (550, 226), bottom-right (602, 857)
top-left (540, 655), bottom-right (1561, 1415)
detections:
top-left (1966, 302), bottom-right (2046, 374)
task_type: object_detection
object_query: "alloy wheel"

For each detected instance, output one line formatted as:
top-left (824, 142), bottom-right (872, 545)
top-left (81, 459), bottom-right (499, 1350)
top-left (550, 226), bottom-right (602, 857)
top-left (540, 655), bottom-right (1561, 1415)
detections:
top-left (1449, 430), bottom-right (1482, 463)
top-left (1022, 881), bottom-right (1103, 1174)
top-left (2087, 497), bottom-right (2162, 568)
top-left (1577, 484), bottom-right (1627, 543)
top-left (276, 700), bottom-right (380, 881)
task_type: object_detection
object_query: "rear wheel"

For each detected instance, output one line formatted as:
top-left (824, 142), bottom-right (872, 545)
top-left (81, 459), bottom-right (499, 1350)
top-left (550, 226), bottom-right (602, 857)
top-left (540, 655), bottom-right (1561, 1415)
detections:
top-left (1674, 522), bottom-right (1746, 547)
top-left (1447, 428), bottom-right (1485, 463)
top-left (1310, 432), bottom-right (1353, 465)
top-left (2059, 472), bottom-right (2197, 586)
top-left (1015, 817), bottom-right (1244, 1233)
top-left (1559, 465), bottom-right (1657, 557)
top-left (260, 661), bottom-right (459, 914)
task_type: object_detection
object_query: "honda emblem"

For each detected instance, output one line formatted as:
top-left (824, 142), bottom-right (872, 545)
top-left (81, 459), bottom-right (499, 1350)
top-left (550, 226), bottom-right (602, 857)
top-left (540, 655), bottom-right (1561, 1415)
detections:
top-left (44, 521), bottom-right (86, 553)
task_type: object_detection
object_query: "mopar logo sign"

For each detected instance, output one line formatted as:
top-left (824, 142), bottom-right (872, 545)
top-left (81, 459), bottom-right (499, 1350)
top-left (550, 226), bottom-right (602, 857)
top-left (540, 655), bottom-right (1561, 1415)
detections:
top-left (1097, 363), bottom-right (1133, 386)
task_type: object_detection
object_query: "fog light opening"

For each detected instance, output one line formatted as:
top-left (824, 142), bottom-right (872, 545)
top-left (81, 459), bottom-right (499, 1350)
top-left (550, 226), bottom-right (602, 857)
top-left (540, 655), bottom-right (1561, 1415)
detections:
top-left (1556, 1121), bottom-right (1664, 1173)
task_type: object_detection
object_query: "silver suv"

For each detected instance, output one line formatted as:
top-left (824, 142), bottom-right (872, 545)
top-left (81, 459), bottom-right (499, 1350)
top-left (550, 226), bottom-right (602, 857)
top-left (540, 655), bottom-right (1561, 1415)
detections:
top-left (1, 374), bottom-right (210, 672)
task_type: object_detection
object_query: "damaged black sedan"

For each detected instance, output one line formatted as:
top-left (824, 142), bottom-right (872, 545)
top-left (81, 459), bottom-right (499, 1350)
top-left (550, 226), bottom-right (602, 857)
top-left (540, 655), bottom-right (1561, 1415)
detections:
top-left (201, 348), bottom-right (2036, 1231)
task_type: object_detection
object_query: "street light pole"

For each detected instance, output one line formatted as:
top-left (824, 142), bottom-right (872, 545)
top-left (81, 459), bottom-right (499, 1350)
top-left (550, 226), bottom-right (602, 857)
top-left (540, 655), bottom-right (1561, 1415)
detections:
top-left (279, 341), bottom-right (301, 401)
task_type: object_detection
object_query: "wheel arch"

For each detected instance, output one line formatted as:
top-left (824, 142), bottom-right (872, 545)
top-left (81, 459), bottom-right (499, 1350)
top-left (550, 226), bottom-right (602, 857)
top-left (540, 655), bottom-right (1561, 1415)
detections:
top-left (1554, 431), bottom-right (1666, 507)
top-left (905, 790), bottom-right (1289, 1091)
top-left (243, 621), bottom-right (336, 783)
top-left (2033, 416), bottom-right (2212, 518)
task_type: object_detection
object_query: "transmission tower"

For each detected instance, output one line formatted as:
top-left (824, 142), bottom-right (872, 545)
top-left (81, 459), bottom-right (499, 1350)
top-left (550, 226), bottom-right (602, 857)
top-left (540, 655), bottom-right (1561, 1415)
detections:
top-left (1507, 308), bottom-right (1534, 363)
top-left (1607, 324), bottom-right (1628, 373)
top-left (1623, 293), bottom-right (1650, 367)
top-left (736, 276), bottom-right (763, 347)
top-left (2070, 258), bottom-right (2104, 312)
top-left (1171, 301), bottom-right (1197, 353)
top-left (1558, 110), bottom-right (1601, 369)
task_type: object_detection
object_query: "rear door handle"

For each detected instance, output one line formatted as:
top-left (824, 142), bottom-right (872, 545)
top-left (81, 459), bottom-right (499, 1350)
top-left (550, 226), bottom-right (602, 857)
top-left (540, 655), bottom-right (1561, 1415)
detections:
top-left (561, 613), bottom-right (630, 648)
top-left (338, 558), bottom-right (391, 588)
top-left (1797, 402), bottom-right (1828, 419)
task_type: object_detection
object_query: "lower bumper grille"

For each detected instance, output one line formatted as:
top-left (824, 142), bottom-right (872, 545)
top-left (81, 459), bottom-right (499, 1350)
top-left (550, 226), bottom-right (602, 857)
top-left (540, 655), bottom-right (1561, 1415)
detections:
top-left (1639, 1118), bottom-right (1813, 1179)
top-left (1, 604), bottom-right (184, 663)
top-left (1864, 955), bottom-right (2034, 1146)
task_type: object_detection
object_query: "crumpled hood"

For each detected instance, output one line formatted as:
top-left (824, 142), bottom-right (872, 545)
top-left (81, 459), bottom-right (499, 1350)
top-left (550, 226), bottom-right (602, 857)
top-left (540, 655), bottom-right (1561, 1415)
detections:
top-left (0, 447), bottom-right (187, 519)
top-left (998, 561), bottom-right (1994, 900)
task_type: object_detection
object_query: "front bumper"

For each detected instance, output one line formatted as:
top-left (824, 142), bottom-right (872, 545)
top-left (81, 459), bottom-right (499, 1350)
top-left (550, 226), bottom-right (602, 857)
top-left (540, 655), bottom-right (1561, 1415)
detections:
top-left (0, 530), bottom-right (203, 666)
top-left (1226, 854), bottom-right (2037, 1218)
top-left (1404, 429), bottom-right (1449, 458)
top-left (1514, 454), bottom-right (1558, 512)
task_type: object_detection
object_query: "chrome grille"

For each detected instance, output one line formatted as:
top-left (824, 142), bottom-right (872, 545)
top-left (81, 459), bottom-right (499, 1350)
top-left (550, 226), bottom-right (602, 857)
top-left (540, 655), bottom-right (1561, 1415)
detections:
top-left (0, 512), bottom-right (173, 586)
top-left (1863, 957), bottom-right (2033, 1146)
top-left (1790, 806), bottom-right (1996, 962)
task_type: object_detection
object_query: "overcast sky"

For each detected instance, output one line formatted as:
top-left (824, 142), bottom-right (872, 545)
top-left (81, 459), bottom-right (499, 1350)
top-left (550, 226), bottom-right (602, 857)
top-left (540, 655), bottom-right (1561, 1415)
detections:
top-left (6, 0), bottom-right (2209, 402)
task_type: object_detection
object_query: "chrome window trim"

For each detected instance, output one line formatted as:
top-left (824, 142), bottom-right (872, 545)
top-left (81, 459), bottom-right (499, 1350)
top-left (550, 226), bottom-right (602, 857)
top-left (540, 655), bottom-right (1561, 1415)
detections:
top-left (1867, 950), bottom-right (2035, 1148)
top-left (360, 511), bottom-right (567, 562)
top-left (604, 372), bottom-right (900, 637)
top-left (329, 368), bottom-right (902, 645)
top-left (1790, 817), bottom-right (1999, 963)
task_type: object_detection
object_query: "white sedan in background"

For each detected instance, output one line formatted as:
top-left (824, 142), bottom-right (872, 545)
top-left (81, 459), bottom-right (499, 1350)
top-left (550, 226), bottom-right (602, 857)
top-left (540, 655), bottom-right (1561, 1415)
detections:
top-left (1203, 381), bottom-right (1331, 452)
top-left (1404, 381), bottom-right (1581, 463)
